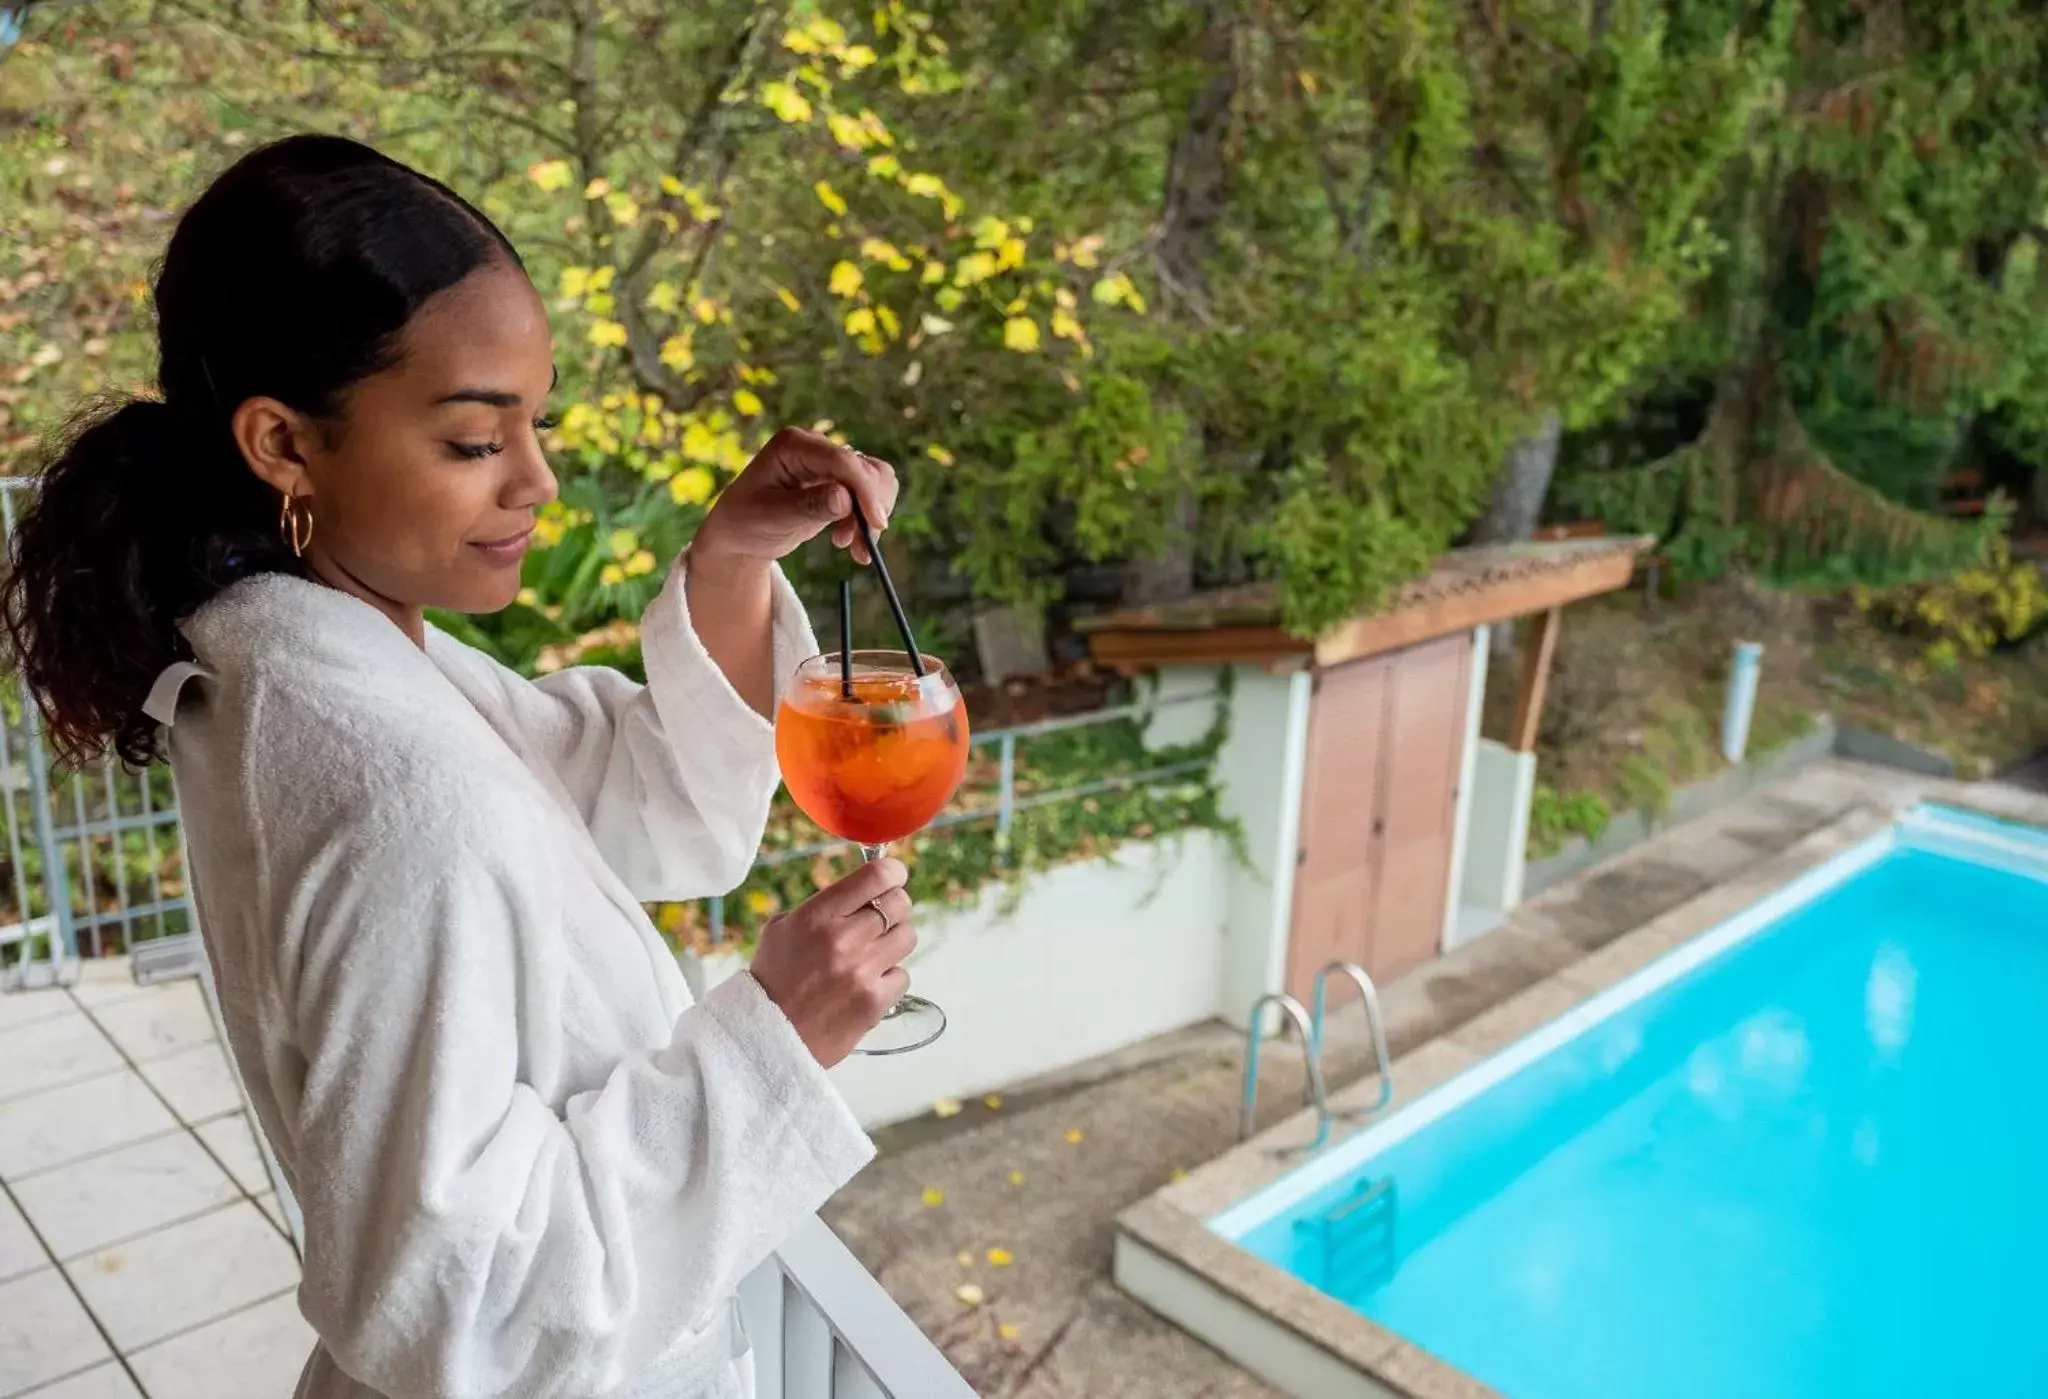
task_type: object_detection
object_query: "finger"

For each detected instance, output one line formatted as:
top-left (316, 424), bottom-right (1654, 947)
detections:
top-left (819, 856), bottom-right (909, 915)
top-left (803, 483), bottom-right (850, 524)
top-left (855, 452), bottom-right (900, 524)
top-left (873, 965), bottom-right (910, 1009)
top-left (865, 918), bottom-right (917, 972)
top-left (864, 886), bottom-right (912, 934)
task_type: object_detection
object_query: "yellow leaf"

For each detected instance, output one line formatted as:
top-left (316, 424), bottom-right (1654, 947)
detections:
top-left (867, 153), bottom-right (901, 179)
top-left (775, 285), bottom-right (803, 312)
top-left (588, 319), bottom-right (629, 348)
top-left (971, 216), bottom-right (1010, 249)
top-left (926, 444), bottom-right (957, 467)
top-left (781, 27), bottom-right (820, 54)
top-left (516, 587), bottom-right (540, 607)
top-left (860, 238), bottom-right (910, 270)
top-left (659, 334), bottom-right (695, 371)
top-left (761, 81), bottom-right (813, 123)
top-left (997, 237), bottom-right (1027, 271)
top-left (1051, 310), bottom-right (1084, 342)
top-left (1064, 1128), bottom-right (1085, 1145)
top-left (586, 266), bottom-right (616, 292)
top-left (1003, 317), bottom-right (1041, 353)
top-left (583, 177), bottom-right (611, 201)
top-left (1007, 1170), bottom-right (1024, 1186)
top-left (669, 466), bottom-right (715, 505)
top-left (645, 281), bottom-right (680, 313)
top-left (999, 1323), bottom-right (1021, 1342)
top-left (983, 1094), bottom-right (1003, 1109)
top-left (527, 159), bottom-right (574, 192)
top-left (559, 266), bottom-right (592, 299)
top-left (921, 1186), bottom-right (945, 1207)
top-left (608, 528), bottom-right (638, 559)
top-left (745, 888), bottom-right (779, 915)
top-left (692, 298), bottom-right (721, 325)
top-left (932, 1097), bottom-right (963, 1118)
top-left (828, 261), bottom-right (865, 298)
top-left (986, 1248), bottom-right (1013, 1267)
top-left (841, 43), bottom-right (878, 69)
top-left (803, 15), bottom-right (847, 47)
top-left (827, 112), bottom-right (871, 150)
top-left (1298, 69), bottom-right (1319, 95)
top-left (903, 172), bottom-right (946, 201)
top-left (954, 251), bottom-right (998, 286)
top-left (921, 261), bottom-right (947, 285)
top-left (1067, 234), bottom-right (1102, 269)
top-left (733, 388), bottom-right (764, 417)
top-left (584, 292), bottom-right (616, 316)
top-left (625, 549), bottom-right (657, 578)
top-left (954, 1284), bottom-right (985, 1307)
top-left (599, 564), bottom-right (625, 587)
top-left (659, 173), bottom-right (685, 198)
top-left (604, 191), bottom-right (640, 226)
top-left (813, 180), bottom-right (848, 216)
top-left (844, 307), bottom-right (878, 336)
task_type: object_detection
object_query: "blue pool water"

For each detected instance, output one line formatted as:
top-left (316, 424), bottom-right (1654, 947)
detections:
top-left (1223, 812), bottom-right (2048, 1398)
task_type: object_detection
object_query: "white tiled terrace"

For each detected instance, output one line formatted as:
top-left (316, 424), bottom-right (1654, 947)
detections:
top-left (0, 959), bottom-right (311, 1399)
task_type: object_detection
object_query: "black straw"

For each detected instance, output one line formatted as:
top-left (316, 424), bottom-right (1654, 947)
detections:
top-left (848, 499), bottom-right (926, 677)
top-left (837, 579), bottom-right (855, 700)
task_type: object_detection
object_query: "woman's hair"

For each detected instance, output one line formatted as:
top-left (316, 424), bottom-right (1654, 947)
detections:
top-left (2, 134), bottom-right (519, 768)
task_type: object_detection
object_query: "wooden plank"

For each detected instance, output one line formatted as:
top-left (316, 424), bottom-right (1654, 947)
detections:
top-left (1507, 606), bottom-right (1563, 754)
top-left (1312, 548), bottom-right (1637, 669)
top-left (1084, 625), bottom-right (1312, 670)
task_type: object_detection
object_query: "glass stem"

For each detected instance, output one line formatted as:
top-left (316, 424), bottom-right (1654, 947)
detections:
top-left (857, 843), bottom-right (903, 1018)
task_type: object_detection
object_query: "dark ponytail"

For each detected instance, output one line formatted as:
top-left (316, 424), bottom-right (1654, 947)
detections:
top-left (2, 134), bottom-right (518, 769)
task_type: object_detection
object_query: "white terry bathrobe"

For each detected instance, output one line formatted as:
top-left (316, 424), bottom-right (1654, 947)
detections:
top-left (144, 558), bottom-right (876, 1399)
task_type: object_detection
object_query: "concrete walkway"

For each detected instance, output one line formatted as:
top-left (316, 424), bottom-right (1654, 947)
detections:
top-left (818, 758), bottom-right (1980, 1398)
top-left (0, 960), bottom-right (309, 1399)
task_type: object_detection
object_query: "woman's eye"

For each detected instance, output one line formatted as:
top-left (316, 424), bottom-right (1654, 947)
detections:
top-left (534, 414), bottom-right (559, 433)
top-left (450, 441), bottom-right (504, 460)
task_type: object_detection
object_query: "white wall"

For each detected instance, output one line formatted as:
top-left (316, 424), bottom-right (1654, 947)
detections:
top-left (815, 832), bottom-right (1229, 1128)
top-left (1440, 626), bottom-right (1490, 949)
top-left (1460, 738), bottom-right (1536, 918)
top-left (1200, 667), bottom-right (1312, 1031)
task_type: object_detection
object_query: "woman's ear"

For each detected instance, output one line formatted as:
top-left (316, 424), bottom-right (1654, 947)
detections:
top-left (230, 396), bottom-right (319, 498)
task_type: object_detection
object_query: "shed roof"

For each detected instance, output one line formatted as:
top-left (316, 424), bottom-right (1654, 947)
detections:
top-left (1079, 534), bottom-right (1653, 670)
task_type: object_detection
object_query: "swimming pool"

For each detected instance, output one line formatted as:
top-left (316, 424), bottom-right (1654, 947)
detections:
top-left (1140, 803), bottom-right (2048, 1399)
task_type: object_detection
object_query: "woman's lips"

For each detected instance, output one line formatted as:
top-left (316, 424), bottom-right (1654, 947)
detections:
top-left (470, 528), bottom-right (533, 566)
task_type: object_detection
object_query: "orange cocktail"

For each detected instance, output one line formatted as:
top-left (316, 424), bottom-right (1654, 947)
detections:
top-left (775, 654), bottom-right (969, 850)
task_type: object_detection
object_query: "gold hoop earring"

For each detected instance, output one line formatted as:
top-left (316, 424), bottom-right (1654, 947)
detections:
top-left (279, 492), bottom-right (314, 557)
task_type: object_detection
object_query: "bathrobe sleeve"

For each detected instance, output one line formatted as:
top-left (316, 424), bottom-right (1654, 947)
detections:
top-left (499, 553), bottom-right (816, 899)
top-left (286, 781), bottom-right (874, 1398)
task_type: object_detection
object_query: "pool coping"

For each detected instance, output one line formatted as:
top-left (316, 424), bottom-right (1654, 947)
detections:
top-left (1114, 789), bottom-right (2048, 1399)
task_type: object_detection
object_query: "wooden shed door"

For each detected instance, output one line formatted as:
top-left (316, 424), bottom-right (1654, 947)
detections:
top-left (1284, 654), bottom-right (1391, 1007)
top-left (1366, 634), bottom-right (1472, 983)
top-left (1286, 633), bottom-right (1472, 1003)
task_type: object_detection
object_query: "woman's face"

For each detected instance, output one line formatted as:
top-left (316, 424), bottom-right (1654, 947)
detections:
top-left (242, 257), bottom-right (559, 620)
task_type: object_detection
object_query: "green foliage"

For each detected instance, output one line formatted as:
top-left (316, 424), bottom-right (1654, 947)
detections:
top-left (1527, 785), bottom-right (1613, 859)
top-left (1865, 539), bottom-right (2048, 666)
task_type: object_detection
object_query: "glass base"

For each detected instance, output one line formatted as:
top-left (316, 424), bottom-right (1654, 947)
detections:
top-left (854, 993), bottom-right (946, 1055)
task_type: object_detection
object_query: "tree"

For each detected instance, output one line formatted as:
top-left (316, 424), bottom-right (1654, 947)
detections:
top-left (1561, 0), bottom-right (2048, 586)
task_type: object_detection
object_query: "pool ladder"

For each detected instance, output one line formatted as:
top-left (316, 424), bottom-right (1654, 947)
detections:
top-left (1239, 961), bottom-right (1395, 1157)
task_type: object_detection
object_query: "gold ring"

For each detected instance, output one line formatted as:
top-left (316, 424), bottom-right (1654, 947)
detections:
top-left (867, 898), bottom-right (891, 934)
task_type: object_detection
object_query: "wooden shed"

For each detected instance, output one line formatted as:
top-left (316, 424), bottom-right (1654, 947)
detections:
top-left (1080, 536), bottom-right (1650, 1008)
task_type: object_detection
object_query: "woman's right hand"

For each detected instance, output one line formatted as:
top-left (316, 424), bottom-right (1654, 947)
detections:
top-left (748, 858), bottom-right (915, 1068)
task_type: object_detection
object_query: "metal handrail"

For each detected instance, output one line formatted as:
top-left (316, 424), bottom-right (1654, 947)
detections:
top-left (1240, 992), bottom-right (1330, 1157)
top-left (1310, 960), bottom-right (1395, 1121)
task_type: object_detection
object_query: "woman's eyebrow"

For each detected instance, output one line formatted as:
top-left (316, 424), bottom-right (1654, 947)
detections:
top-left (434, 388), bottom-right (525, 408)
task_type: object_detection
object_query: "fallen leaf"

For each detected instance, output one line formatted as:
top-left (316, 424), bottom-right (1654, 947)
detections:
top-left (1065, 1128), bottom-right (1085, 1145)
top-left (1008, 1171), bottom-right (1025, 1186)
top-left (955, 1283), bottom-right (985, 1306)
top-left (921, 1187), bottom-right (945, 1208)
top-left (956, 1250), bottom-right (974, 1268)
top-left (986, 1247), bottom-right (1013, 1267)
top-left (999, 1322), bottom-right (1021, 1341)
top-left (932, 1098), bottom-right (963, 1118)
top-left (1169, 1167), bottom-right (1188, 1182)
top-left (983, 1094), bottom-right (1003, 1110)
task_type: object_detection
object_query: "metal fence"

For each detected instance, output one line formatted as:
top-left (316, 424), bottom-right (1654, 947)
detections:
top-left (700, 685), bottom-right (1224, 944)
top-left (0, 479), bottom-right (204, 992)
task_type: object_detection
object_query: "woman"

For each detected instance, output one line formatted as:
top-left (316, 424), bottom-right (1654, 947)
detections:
top-left (2, 135), bottom-right (911, 1398)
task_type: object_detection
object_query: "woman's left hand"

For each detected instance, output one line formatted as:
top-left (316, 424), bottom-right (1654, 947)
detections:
top-left (689, 426), bottom-right (898, 566)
